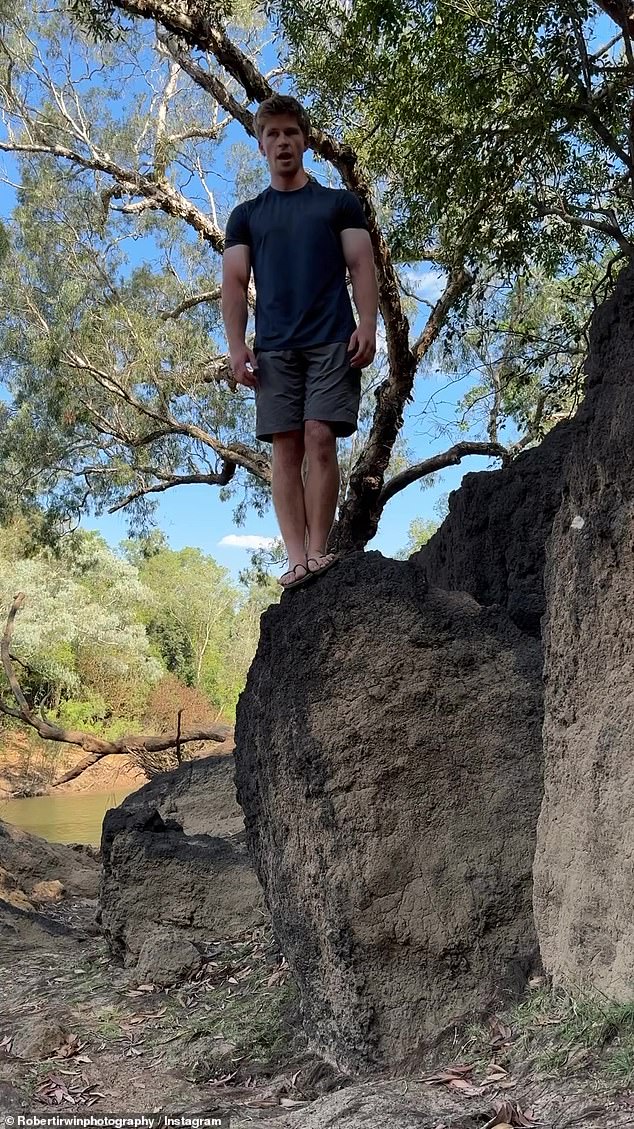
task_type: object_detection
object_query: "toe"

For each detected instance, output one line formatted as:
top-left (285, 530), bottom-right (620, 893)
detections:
top-left (307, 553), bottom-right (335, 574)
top-left (279, 563), bottom-right (308, 588)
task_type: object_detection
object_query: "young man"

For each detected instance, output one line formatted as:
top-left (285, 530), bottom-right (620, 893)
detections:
top-left (222, 94), bottom-right (378, 589)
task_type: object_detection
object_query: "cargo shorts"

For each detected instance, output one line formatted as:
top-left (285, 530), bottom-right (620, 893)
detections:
top-left (254, 342), bottom-right (361, 443)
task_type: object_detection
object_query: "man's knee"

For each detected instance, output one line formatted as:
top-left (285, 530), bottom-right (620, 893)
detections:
top-left (304, 420), bottom-right (337, 461)
top-left (272, 429), bottom-right (305, 470)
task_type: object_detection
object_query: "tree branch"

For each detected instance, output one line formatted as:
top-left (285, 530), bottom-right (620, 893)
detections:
top-left (594, 0), bottom-right (634, 35)
top-left (334, 267), bottom-right (473, 553)
top-left (0, 595), bottom-right (232, 786)
top-left (61, 347), bottom-right (272, 484)
top-left (0, 139), bottom-right (225, 253)
top-left (158, 32), bottom-right (256, 137)
top-left (160, 287), bottom-right (222, 320)
top-left (538, 203), bottom-right (634, 254)
top-left (377, 442), bottom-right (510, 510)
top-left (411, 266), bottom-right (472, 361)
top-left (107, 462), bottom-right (236, 513)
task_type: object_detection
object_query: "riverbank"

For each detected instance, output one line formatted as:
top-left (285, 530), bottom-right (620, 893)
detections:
top-left (2, 819), bottom-right (634, 1125)
top-left (3, 884), bottom-right (634, 1127)
top-left (0, 726), bottom-right (234, 806)
top-left (0, 729), bottom-right (145, 800)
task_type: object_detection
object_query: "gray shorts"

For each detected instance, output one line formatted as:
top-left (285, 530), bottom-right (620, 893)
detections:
top-left (254, 342), bottom-right (361, 443)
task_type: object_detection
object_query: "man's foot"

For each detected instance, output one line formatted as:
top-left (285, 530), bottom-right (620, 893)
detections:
top-left (306, 551), bottom-right (338, 579)
top-left (278, 561), bottom-right (311, 590)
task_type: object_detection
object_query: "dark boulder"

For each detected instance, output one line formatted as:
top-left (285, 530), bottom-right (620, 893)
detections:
top-left (234, 553), bottom-right (543, 1071)
top-left (99, 755), bottom-right (265, 964)
top-left (412, 423), bottom-right (577, 634)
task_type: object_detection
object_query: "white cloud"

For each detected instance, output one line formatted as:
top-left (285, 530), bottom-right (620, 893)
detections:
top-left (219, 534), bottom-right (277, 550)
top-left (404, 268), bottom-right (447, 304)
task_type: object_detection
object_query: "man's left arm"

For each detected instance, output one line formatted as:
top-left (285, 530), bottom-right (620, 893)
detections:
top-left (341, 227), bottom-right (379, 368)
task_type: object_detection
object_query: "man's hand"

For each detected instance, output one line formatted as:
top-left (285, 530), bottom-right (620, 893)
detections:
top-left (230, 344), bottom-right (259, 388)
top-left (347, 322), bottom-right (376, 368)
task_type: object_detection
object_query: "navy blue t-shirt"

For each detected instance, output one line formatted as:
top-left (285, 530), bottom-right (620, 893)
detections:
top-left (225, 179), bottom-right (368, 350)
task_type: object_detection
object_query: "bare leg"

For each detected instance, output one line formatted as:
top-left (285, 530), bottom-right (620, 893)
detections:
top-left (303, 420), bottom-right (339, 568)
top-left (272, 430), bottom-right (308, 586)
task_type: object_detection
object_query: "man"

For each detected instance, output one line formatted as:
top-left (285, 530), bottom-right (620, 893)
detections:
top-left (222, 94), bottom-right (378, 589)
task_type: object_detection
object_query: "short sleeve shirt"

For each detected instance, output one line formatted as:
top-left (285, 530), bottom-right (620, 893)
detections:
top-left (225, 179), bottom-right (368, 350)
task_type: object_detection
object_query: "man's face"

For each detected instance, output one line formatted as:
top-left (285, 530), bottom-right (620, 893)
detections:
top-left (258, 114), bottom-right (307, 176)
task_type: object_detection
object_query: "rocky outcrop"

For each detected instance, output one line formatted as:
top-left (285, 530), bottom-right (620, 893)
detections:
top-left (411, 421), bottom-right (577, 633)
top-left (0, 819), bottom-right (99, 906)
top-left (533, 263), bottom-right (634, 998)
top-left (234, 553), bottom-right (543, 1072)
top-left (99, 755), bottom-right (265, 965)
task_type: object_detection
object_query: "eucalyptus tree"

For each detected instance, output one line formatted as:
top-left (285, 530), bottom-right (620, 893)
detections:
top-left (0, 3), bottom-right (271, 532)
top-left (0, 529), bottom-right (162, 708)
top-left (1, 0), bottom-right (631, 553)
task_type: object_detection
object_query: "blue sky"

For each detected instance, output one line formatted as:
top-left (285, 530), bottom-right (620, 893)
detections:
top-left (0, 14), bottom-right (506, 582)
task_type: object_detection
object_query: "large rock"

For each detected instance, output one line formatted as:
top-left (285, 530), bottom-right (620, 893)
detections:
top-left (99, 755), bottom-right (265, 964)
top-left (534, 263), bottom-right (634, 997)
top-left (412, 421), bottom-right (576, 634)
top-left (234, 553), bottom-right (543, 1072)
top-left (0, 819), bottom-right (99, 902)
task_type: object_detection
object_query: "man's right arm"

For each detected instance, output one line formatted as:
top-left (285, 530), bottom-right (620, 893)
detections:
top-left (222, 243), bottom-right (258, 389)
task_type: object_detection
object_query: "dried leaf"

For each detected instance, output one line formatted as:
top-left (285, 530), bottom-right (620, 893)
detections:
top-left (448, 1078), bottom-right (484, 1096)
top-left (279, 1098), bottom-right (308, 1108)
top-left (421, 1063), bottom-right (475, 1085)
top-left (58, 1035), bottom-right (82, 1059)
top-left (483, 1100), bottom-right (535, 1128)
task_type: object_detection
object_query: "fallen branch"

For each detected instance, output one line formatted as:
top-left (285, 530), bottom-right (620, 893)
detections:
top-left (0, 594), bottom-right (231, 786)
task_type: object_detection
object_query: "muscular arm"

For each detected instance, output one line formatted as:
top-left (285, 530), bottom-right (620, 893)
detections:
top-left (222, 244), bottom-right (258, 387)
top-left (341, 228), bottom-right (378, 367)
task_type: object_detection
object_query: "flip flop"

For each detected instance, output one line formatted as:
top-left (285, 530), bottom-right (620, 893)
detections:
top-left (279, 562), bottom-right (312, 590)
top-left (306, 554), bottom-right (339, 579)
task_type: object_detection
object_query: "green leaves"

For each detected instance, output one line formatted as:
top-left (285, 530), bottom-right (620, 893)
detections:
top-left (277, 0), bottom-right (631, 272)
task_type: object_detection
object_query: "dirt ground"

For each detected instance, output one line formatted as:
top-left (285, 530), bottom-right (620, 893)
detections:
top-left (1, 806), bottom-right (633, 1128)
top-left (1, 889), bottom-right (634, 1128)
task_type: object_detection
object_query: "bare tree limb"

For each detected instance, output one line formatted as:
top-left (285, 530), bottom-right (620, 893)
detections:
top-left (334, 266), bottom-right (473, 553)
top-left (107, 461), bottom-right (236, 512)
top-left (61, 347), bottom-right (272, 484)
top-left (158, 32), bottom-right (256, 137)
top-left (0, 595), bottom-right (232, 786)
top-left (377, 442), bottom-right (510, 511)
top-left (594, 0), bottom-right (634, 36)
top-left (0, 139), bottom-right (225, 253)
top-left (160, 287), bottom-right (222, 319)
top-left (538, 203), bottom-right (634, 254)
top-left (411, 266), bottom-right (472, 361)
